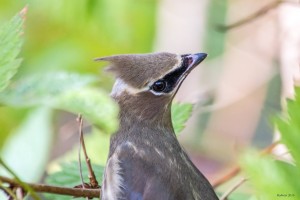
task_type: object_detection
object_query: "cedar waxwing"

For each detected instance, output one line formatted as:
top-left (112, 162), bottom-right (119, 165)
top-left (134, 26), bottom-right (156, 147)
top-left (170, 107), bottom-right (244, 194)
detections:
top-left (96, 52), bottom-right (218, 200)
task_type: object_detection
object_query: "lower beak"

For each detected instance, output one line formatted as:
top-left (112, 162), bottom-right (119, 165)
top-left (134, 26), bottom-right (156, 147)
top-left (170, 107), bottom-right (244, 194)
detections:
top-left (186, 53), bottom-right (207, 72)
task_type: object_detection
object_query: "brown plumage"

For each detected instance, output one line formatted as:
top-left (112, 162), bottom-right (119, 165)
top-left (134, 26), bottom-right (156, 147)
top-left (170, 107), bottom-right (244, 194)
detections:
top-left (96, 52), bottom-right (179, 88)
top-left (97, 52), bottom-right (219, 200)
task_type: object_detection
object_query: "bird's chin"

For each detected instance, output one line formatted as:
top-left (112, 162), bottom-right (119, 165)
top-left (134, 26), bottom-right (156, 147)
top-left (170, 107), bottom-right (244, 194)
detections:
top-left (171, 72), bottom-right (190, 98)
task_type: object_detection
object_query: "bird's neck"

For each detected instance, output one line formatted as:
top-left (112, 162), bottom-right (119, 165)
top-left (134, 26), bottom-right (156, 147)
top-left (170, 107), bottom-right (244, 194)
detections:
top-left (115, 92), bottom-right (174, 133)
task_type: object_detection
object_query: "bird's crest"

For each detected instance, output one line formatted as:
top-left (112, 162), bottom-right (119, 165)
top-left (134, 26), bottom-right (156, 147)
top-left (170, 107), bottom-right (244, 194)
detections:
top-left (95, 52), bottom-right (180, 88)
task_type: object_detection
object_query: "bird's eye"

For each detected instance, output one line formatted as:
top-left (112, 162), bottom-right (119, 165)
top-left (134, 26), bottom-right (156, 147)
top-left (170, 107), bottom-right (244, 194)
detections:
top-left (151, 80), bottom-right (166, 92)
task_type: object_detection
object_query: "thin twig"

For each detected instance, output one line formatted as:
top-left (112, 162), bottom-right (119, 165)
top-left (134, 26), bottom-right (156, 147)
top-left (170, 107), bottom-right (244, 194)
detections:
top-left (220, 178), bottom-right (248, 200)
top-left (212, 141), bottom-right (280, 188)
top-left (77, 114), bottom-right (86, 189)
top-left (77, 115), bottom-right (99, 188)
top-left (0, 176), bottom-right (100, 198)
top-left (218, 0), bottom-right (299, 31)
top-left (212, 166), bottom-right (240, 188)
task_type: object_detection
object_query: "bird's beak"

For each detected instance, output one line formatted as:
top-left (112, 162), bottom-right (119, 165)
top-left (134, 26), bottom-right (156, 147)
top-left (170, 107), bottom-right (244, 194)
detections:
top-left (170, 53), bottom-right (207, 96)
top-left (185, 53), bottom-right (207, 73)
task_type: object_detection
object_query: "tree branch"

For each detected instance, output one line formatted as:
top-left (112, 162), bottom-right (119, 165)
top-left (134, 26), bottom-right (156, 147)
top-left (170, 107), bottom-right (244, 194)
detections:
top-left (0, 158), bottom-right (39, 200)
top-left (0, 176), bottom-right (100, 198)
top-left (218, 0), bottom-right (299, 31)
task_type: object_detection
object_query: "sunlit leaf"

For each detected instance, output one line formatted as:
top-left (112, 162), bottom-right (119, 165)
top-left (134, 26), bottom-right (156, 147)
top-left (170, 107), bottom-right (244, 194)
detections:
top-left (0, 72), bottom-right (118, 133)
top-left (0, 107), bottom-right (54, 182)
top-left (274, 87), bottom-right (300, 166)
top-left (55, 88), bottom-right (118, 133)
top-left (0, 72), bottom-right (97, 106)
top-left (242, 152), bottom-right (300, 200)
top-left (0, 10), bottom-right (24, 92)
top-left (242, 86), bottom-right (300, 199)
top-left (172, 103), bottom-right (193, 134)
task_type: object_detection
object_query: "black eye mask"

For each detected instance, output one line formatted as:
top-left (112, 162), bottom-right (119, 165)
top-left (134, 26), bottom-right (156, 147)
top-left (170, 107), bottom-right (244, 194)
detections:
top-left (150, 57), bottom-right (189, 93)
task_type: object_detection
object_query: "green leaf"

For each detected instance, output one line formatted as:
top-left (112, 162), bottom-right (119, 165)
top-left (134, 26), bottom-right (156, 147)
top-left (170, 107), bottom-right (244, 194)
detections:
top-left (0, 10), bottom-right (24, 92)
top-left (242, 86), bottom-right (300, 199)
top-left (0, 72), bottom-right (118, 133)
top-left (171, 103), bottom-right (193, 134)
top-left (45, 161), bottom-right (104, 200)
top-left (0, 107), bottom-right (54, 182)
top-left (241, 151), bottom-right (300, 200)
top-left (0, 72), bottom-right (97, 106)
top-left (55, 88), bottom-right (118, 133)
top-left (274, 87), bottom-right (300, 166)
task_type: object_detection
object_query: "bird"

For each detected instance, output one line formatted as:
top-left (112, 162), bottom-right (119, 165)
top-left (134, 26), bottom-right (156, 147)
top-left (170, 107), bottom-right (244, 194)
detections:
top-left (96, 52), bottom-right (219, 200)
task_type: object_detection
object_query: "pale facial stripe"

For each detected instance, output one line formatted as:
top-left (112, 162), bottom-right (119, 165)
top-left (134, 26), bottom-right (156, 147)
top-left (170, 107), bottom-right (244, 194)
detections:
top-left (110, 55), bottom-right (182, 97)
top-left (110, 78), bottom-right (148, 97)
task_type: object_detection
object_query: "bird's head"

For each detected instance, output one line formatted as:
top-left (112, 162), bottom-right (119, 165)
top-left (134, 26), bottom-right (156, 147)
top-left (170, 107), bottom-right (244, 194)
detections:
top-left (96, 52), bottom-right (207, 127)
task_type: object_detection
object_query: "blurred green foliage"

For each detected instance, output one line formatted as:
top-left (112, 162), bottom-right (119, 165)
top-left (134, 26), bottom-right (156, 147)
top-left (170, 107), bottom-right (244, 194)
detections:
top-left (1, 107), bottom-right (54, 182)
top-left (0, 11), bottom-right (23, 92)
top-left (0, 9), bottom-right (24, 147)
top-left (1, 2), bottom-right (296, 200)
top-left (17, 0), bottom-right (157, 76)
top-left (0, 4), bottom-right (196, 199)
top-left (204, 0), bottom-right (227, 59)
top-left (242, 87), bottom-right (300, 199)
top-left (0, 3), bottom-right (157, 198)
top-left (0, 12), bottom-right (119, 200)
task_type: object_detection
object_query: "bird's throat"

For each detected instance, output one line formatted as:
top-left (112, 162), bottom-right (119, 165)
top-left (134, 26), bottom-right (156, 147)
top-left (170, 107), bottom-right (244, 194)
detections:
top-left (116, 92), bottom-right (174, 133)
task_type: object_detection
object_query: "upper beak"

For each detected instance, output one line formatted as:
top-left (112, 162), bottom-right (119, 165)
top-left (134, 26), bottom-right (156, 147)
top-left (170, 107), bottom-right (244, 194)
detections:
top-left (186, 53), bottom-right (207, 72)
top-left (170, 53), bottom-right (207, 96)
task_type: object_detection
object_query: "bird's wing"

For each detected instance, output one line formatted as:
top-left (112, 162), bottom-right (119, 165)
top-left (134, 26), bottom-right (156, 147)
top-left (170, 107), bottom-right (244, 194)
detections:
top-left (102, 145), bottom-right (174, 200)
top-left (119, 152), bottom-right (174, 200)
